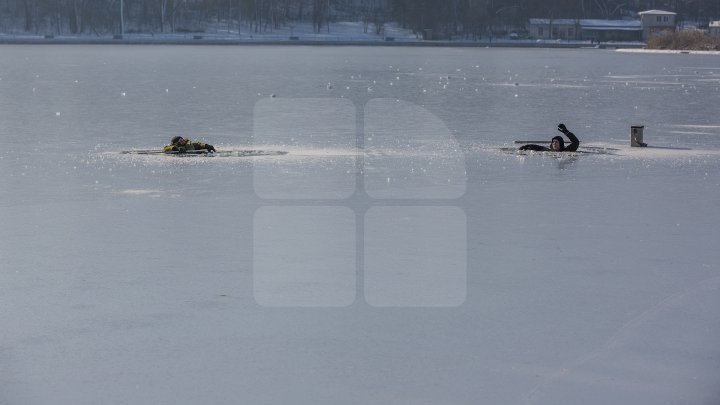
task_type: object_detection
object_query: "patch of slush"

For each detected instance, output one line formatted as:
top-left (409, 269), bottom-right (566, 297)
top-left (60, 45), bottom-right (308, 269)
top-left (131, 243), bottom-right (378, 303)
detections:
top-left (97, 141), bottom-right (466, 165)
top-left (593, 143), bottom-right (720, 160)
top-left (616, 49), bottom-right (720, 56)
top-left (93, 145), bottom-right (293, 167)
top-left (117, 189), bottom-right (164, 197)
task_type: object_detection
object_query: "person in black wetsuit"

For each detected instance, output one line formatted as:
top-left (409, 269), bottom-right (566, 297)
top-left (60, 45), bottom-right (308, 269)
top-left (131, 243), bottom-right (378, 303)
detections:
top-left (519, 124), bottom-right (579, 152)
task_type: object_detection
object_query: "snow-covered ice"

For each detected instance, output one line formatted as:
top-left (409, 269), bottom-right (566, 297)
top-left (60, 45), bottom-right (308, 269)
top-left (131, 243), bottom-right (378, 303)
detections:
top-left (0, 45), bottom-right (719, 404)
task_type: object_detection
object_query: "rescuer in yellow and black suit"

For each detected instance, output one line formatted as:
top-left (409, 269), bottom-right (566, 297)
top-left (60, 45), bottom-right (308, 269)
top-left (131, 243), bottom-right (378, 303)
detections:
top-left (163, 136), bottom-right (216, 153)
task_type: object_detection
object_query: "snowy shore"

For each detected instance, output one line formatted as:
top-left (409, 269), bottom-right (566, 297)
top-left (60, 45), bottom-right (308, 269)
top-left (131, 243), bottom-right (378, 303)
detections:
top-left (0, 35), bottom-right (647, 48)
top-left (617, 48), bottom-right (720, 55)
top-left (0, 20), bottom-right (646, 48)
top-left (0, 37), bottom-right (645, 48)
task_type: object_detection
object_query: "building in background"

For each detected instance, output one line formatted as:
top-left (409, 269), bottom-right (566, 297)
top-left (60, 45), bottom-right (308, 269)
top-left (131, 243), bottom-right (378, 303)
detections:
top-left (526, 10), bottom-right (677, 42)
top-left (638, 10), bottom-right (677, 40)
top-left (710, 21), bottom-right (720, 38)
top-left (526, 19), bottom-right (641, 41)
top-left (579, 19), bottom-right (642, 42)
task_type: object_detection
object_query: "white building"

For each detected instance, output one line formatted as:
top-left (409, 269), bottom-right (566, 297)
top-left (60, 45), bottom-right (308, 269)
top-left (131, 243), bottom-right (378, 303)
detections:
top-left (710, 21), bottom-right (720, 38)
top-left (638, 10), bottom-right (677, 40)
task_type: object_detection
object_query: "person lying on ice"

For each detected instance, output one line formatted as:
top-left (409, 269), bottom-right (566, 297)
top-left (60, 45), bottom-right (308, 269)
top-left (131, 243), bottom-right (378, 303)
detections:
top-left (519, 124), bottom-right (579, 152)
top-left (163, 136), bottom-right (216, 153)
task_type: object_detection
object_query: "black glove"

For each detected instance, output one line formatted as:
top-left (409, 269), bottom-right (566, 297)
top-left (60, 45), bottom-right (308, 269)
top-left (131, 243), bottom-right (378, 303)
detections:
top-left (178, 147), bottom-right (187, 154)
top-left (171, 146), bottom-right (179, 152)
top-left (206, 144), bottom-right (216, 152)
top-left (557, 123), bottom-right (568, 134)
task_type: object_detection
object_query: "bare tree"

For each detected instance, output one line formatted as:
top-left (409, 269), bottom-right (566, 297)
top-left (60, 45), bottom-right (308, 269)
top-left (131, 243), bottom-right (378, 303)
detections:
top-left (311, 0), bottom-right (327, 33)
top-left (157, 0), bottom-right (187, 32)
top-left (22, 0), bottom-right (36, 32)
top-left (67, 0), bottom-right (86, 33)
top-left (592, 0), bottom-right (626, 18)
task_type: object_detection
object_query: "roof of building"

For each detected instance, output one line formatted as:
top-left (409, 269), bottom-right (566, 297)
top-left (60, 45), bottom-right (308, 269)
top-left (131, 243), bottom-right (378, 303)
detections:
top-left (582, 26), bottom-right (642, 31)
top-left (527, 19), bottom-right (641, 30)
top-left (581, 19), bottom-right (641, 29)
top-left (528, 19), bottom-right (577, 25)
top-left (638, 10), bottom-right (677, 16)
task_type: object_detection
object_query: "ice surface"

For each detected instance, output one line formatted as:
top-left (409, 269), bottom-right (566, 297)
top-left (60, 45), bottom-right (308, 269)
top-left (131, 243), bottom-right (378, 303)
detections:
top-left (0, 46), bottom-right (719, 405)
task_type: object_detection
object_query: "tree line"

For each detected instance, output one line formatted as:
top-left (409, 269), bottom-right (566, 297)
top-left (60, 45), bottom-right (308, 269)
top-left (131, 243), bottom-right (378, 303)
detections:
top-left (0, 0), bottom-right (718, 37)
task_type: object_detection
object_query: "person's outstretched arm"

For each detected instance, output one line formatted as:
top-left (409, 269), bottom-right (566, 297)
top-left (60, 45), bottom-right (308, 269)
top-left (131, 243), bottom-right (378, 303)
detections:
top-left (192, 142), bottom-right (216, 152)
top-left (558, 124), bottom-right (579, 152)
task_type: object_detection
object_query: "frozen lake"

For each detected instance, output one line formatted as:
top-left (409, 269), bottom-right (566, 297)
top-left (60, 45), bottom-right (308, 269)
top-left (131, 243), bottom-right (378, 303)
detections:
top-left (1, 45), bottom-right (719, 404)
